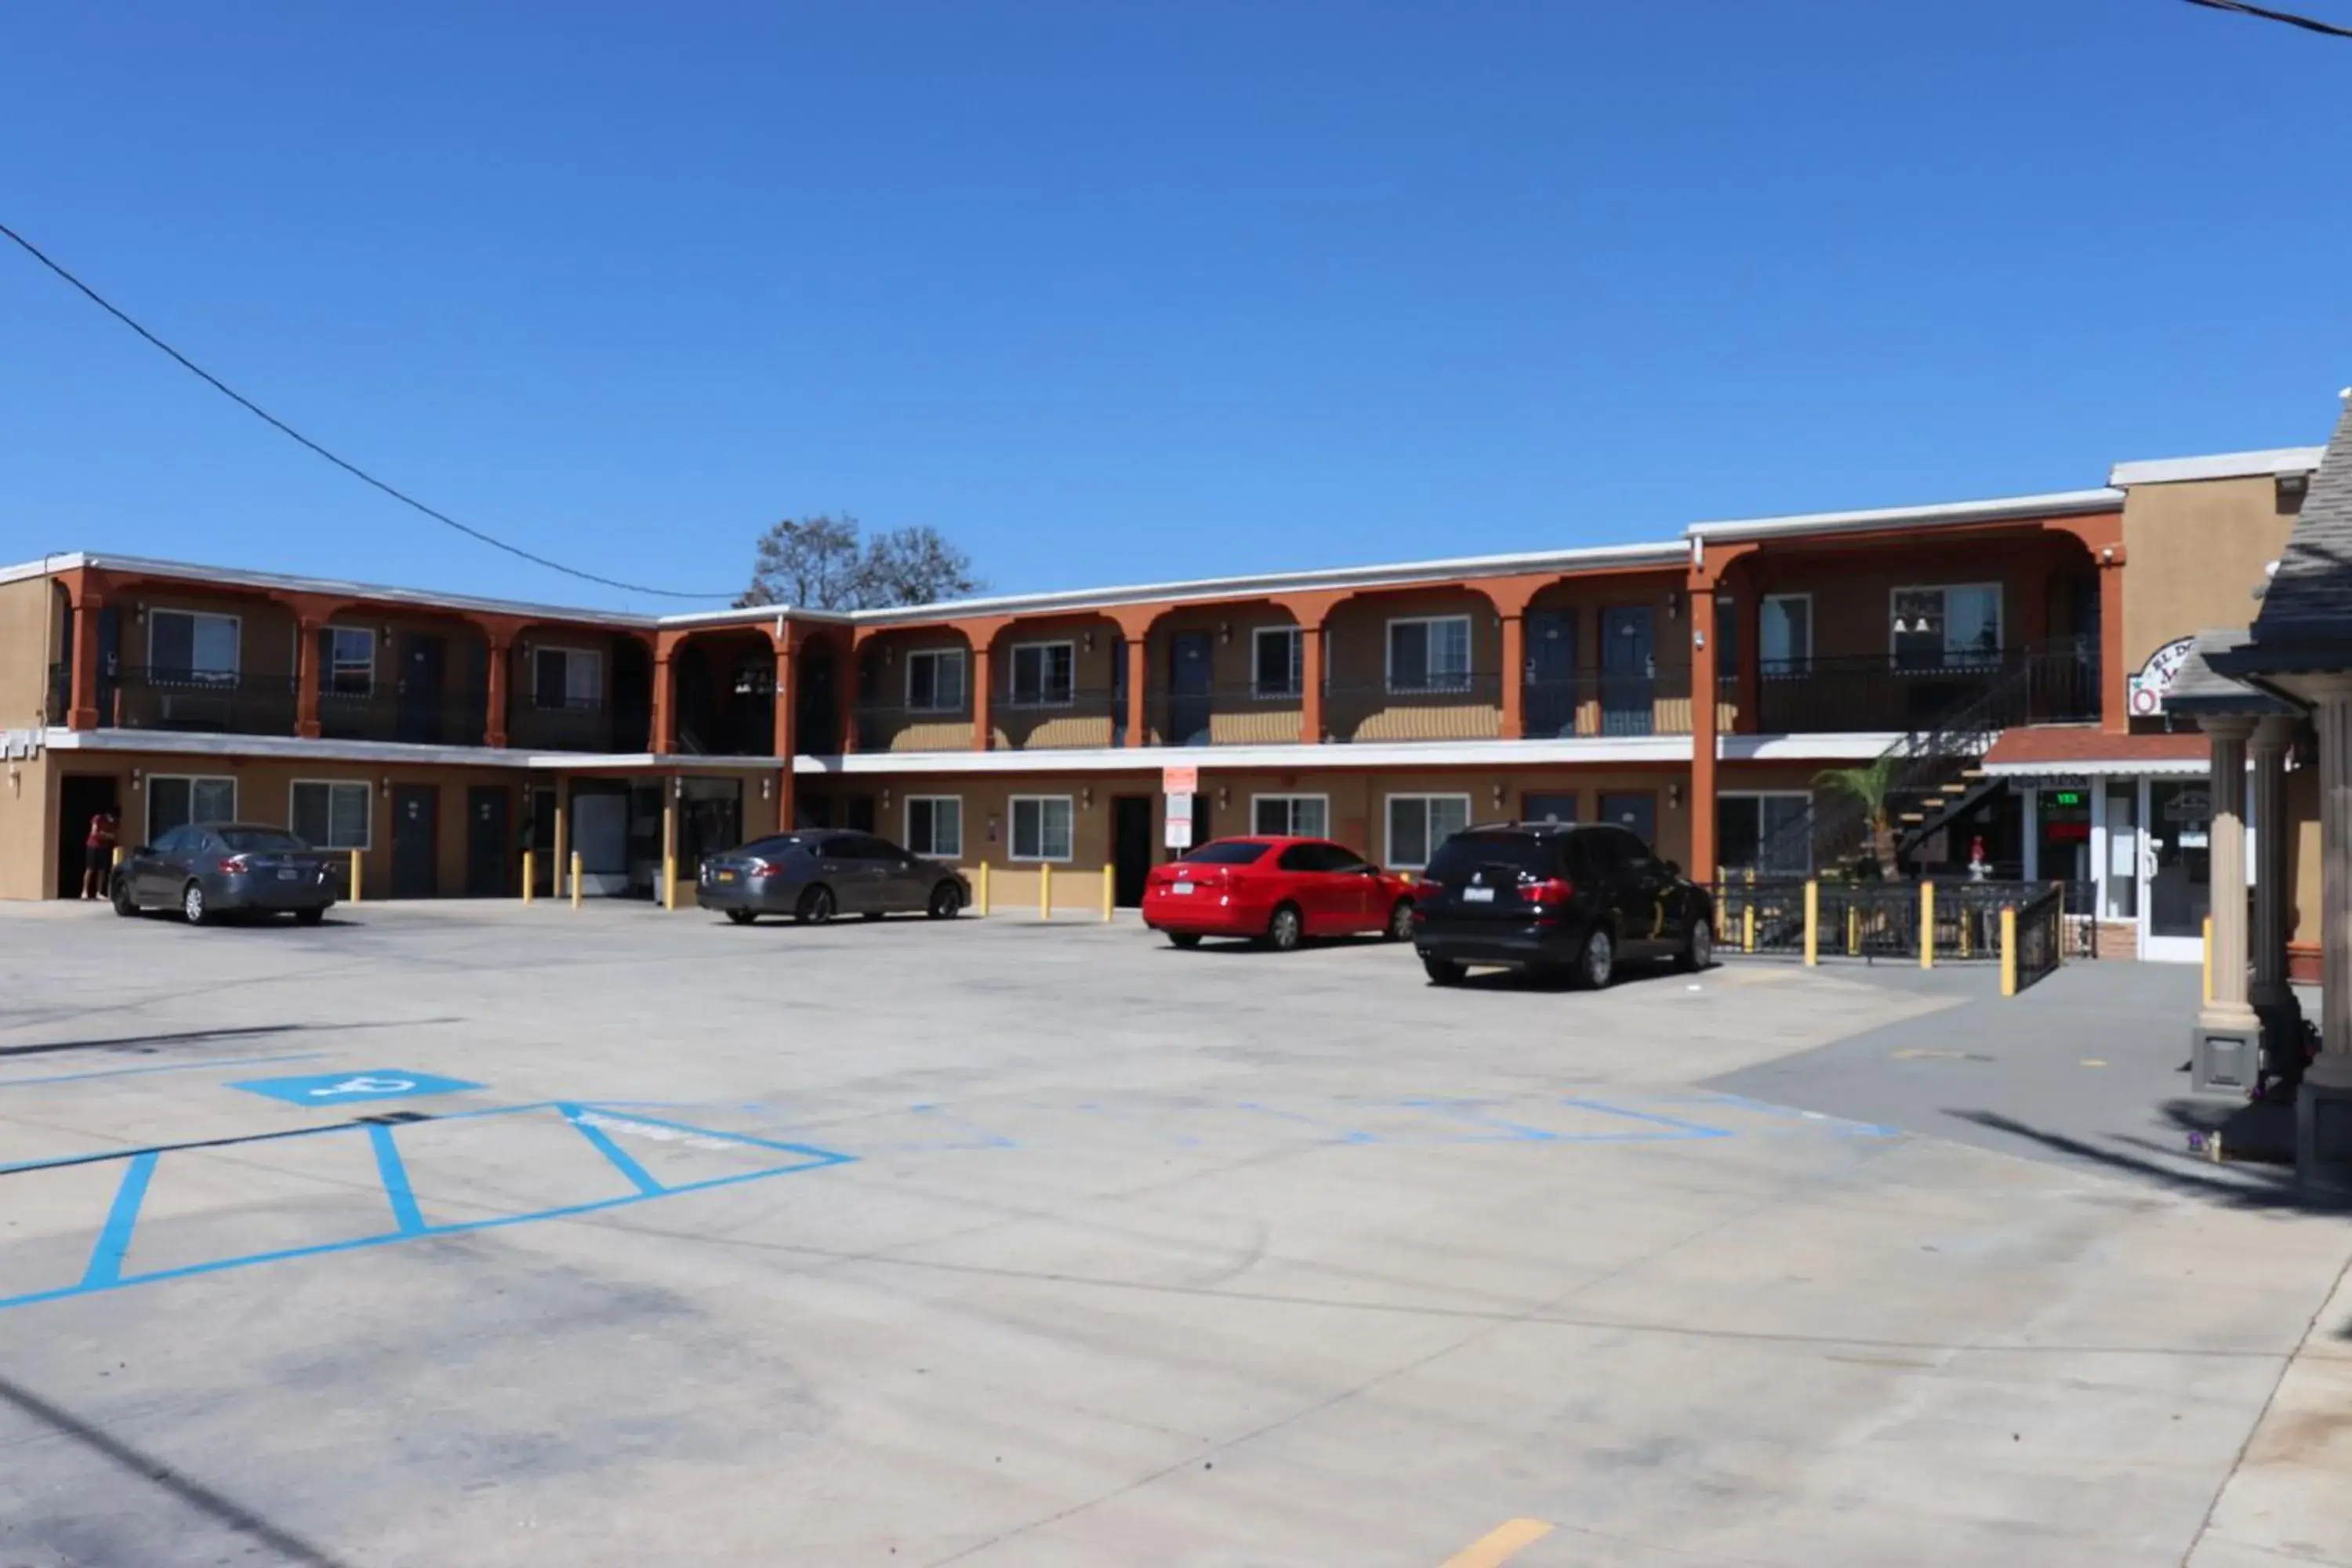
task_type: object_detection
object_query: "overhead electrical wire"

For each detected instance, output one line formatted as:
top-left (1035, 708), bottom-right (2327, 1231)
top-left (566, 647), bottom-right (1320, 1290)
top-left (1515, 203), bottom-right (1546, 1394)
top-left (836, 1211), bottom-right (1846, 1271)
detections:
top-left (2182, 0), bottom-right (2352, 38)
top-left (0, 219), bottom-right (732, 601)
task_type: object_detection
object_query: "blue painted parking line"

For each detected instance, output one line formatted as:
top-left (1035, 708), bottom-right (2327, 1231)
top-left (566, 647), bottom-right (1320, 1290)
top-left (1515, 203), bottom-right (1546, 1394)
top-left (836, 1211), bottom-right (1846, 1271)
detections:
top-left (0, 1103), bottom-right (853, 1316)
top-left (228, 1069), bottom-right (483, 1105)
top-left (1560, 1098), bottom-right (1734, 1139)
top-left (81, 1150), bottom-right (158, 1290)
top-left (367, 1122), bottom-right (426, 1236)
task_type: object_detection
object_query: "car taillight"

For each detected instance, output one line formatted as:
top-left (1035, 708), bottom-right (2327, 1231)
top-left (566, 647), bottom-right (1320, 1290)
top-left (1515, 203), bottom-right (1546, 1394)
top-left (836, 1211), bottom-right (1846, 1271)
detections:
top-left (1414, 879), bottom-right (1445, 903)
top-left (744, 857), bottom-right (775, 876)
top-left (218, 855), bottom-right (251, 874)
top-left (1525, 877), bottom-right (1573, 905)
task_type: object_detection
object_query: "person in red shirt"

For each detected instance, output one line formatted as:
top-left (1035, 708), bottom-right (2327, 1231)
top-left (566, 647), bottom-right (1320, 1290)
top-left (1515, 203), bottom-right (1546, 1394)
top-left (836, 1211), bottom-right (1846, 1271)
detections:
top-left (81, 809), bottom-right (118, 901)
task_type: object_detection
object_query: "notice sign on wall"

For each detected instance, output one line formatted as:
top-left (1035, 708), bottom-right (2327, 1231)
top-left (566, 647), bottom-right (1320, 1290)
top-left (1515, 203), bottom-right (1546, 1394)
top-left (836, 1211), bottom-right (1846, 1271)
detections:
top-left (1161, 764), bottom-right (1198, 795)
top-left (1165, 790), bottom-right (1195, 848)
top-left (2128, 636), bottom-right (2196, 717)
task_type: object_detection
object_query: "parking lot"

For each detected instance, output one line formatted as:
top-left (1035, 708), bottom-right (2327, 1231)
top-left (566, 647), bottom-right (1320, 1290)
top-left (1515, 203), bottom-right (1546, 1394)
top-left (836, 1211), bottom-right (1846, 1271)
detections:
top-left (2, 901), bottom-right (2347, 1567)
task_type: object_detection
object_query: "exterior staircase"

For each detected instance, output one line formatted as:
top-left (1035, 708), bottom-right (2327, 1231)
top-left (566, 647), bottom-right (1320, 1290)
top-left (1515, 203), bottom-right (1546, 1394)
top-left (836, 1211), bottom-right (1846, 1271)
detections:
top-left (1749, 644), bottom-right (2098, 877)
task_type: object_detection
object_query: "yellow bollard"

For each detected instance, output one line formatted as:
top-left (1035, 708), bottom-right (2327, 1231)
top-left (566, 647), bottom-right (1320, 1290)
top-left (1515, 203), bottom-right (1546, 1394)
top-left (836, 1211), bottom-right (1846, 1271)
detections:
top-left (1741, 901), bottom-right (1755, 954)
top-left (1846, 902), bottom-right (1858, 956)
top-left (349, 848), bottom-right (364, 903)
top-left (1040, 862), bottom-right (1053, 920)
top-left (2202, 915), bottom-right (2213, 1004)
top-left (1101, 864), bottom-right (1116, 923)
top-left (2001, 906), bottom-right (2018, 996)
top-left (664, 855), bottom-right (677, 912)
top-left (1959, 904), bottom-right (1971, 959)
top-left (522, 849), bottom-right (535, 905)
top-left (570, 851), bottom-right (583, 910)
top-left (975, 861), bottom-right (990, 916)
top-left (1919, 881), bottom-right (1936, 969)
top-left (111, 844), bottom-right (124, 870)
top-left (1802, 880), bottom-right (1819, 967)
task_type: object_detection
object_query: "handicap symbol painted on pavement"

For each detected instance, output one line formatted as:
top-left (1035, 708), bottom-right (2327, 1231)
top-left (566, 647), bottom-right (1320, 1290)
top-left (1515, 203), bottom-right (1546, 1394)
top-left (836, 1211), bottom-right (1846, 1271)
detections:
top-left (227, 1069), bottom-right (484, 1106)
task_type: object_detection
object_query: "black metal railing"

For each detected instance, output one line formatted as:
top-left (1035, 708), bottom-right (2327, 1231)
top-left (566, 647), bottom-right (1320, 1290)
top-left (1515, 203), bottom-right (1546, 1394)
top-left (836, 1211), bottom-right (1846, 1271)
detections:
top-left (316, 687), bottom-right (488, 746)
top-left (1326, 673), bottom-right (1505, 742)
top-left (1706, 877), bottom-right (2068, 968)
top-left (509, 697), bottom-right (633, 753)
top-left (1145, 682), bottom-right (1305, 746)
top-left (991, 684), bottom-right (1123, 749)
top-left (1520, 667), bottom-right (1697, 739)
top-left (1746, 647), bottom-right (2100, 735)
top-left (2014, 883), bottom-right (2065, 992)
top-left (854, 699), bottom-right (974, 752)
top-left (111, 666), bottom-right (297, 736)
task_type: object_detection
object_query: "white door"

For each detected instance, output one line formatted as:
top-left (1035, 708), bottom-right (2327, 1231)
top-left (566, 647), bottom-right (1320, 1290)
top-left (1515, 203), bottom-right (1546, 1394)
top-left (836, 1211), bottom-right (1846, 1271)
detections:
top-left (2140, 775), bottom-right (2211, 964)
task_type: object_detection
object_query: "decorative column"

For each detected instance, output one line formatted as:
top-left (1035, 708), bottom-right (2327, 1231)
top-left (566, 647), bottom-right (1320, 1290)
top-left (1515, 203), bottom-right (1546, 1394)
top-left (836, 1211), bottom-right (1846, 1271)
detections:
top-left (296, 616), bottom-right (325, 739)
top-left (771, 642), bottom-right (797, 831)
top-left (970, 642), bottom-right (993, 753)
top-left (1298, 621), bottom-right (1325, 745)
top-left (67, 590), bottom-right (104, 729)
top-left (2249, 715), bottom-right (2299, 1033)
top-left (1123, 637), bottom-right (1147, 748)
top-left (651, 646), bottom-right (677, 755)
top-left (485, 636), bottom-right (511, 748)
top-left (1499, 612), bottom-right (1526, 740)
top-left (2200, 717), bottom-right (2257, 1029)
top-left (1688, 575), bottom-right (1721, 882)
top-left (2302, 677), bottom-right (2352, 1175)
top-left (2098, 554), bottom-right (2128, 735)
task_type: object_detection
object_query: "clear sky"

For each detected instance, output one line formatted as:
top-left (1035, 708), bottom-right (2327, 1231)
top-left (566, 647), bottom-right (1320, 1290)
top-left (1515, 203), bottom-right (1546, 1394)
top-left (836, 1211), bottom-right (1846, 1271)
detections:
top-left (2, 2), bottom-right (2345, 613)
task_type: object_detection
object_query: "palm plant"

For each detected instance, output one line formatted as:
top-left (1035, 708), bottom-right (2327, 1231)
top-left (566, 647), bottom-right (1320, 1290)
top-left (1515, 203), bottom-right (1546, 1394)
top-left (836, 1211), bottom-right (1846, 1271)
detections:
top-left (1815, 754), bottom-right (1902, 877)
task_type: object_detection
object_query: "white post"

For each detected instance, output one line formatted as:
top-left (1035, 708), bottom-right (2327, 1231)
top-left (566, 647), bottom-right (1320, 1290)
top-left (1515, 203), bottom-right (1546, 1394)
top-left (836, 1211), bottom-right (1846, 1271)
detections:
top-left (2200, 717), bottom-right (2256, 1031)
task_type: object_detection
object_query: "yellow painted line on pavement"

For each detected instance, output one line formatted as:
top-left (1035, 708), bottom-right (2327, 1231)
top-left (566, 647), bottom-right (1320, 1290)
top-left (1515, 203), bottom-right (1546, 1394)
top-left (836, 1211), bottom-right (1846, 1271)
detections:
top-left (1441, 1518), bottom-right (1553, 1567)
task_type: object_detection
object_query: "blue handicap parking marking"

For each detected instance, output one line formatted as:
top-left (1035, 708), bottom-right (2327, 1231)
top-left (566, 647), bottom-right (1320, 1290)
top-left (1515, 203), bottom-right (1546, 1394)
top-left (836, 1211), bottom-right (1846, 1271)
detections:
top-left (227, 1069), bottom-right (484, 1106)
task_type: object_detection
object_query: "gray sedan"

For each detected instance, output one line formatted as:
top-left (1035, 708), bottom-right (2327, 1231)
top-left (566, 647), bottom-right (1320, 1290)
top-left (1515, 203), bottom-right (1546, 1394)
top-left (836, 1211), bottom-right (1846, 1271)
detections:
top-left (697, 829), bottom-right (969, 926)
top-left (112, 823), bottom-right (340, 925)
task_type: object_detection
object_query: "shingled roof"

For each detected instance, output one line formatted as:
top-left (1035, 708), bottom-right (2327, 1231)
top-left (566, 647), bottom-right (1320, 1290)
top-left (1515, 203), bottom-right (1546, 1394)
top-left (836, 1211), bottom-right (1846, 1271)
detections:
top-left (2219, 392), bottom-right (2352, 674)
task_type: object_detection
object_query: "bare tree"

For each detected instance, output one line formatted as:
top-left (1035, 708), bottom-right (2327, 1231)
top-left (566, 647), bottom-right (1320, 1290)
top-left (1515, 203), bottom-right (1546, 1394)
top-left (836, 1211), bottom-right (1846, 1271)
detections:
top-left (737, 515), bottom-right (983, 610)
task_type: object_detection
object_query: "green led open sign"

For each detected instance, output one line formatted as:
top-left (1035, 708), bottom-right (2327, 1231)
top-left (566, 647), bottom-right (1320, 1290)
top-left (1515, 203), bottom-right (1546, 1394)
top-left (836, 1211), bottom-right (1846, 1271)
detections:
top-left (2052, 791), bottom-right (2085, 807)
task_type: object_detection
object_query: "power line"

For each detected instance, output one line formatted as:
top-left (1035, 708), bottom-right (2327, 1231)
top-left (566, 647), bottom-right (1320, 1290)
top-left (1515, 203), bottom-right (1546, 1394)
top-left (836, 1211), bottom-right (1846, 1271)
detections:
top-left (2183, 0), bottom-right (2352, 38)
top-left (0, 219), bottom-right (733, 601)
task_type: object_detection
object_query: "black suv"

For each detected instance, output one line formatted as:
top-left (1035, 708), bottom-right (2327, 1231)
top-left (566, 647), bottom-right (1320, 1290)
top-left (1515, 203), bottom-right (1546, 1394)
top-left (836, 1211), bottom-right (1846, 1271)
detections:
top-left (1409, 822), bottom-right (1715, 987)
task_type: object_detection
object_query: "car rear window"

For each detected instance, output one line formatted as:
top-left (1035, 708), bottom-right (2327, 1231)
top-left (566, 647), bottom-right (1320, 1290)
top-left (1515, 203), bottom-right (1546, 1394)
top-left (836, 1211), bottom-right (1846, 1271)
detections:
top-left (1425, 832), bottom-right (1560, 881)
top-left (217, 829), bottom-right (307, 852)
top-left (1181, 840), bottom-right (1274, 866)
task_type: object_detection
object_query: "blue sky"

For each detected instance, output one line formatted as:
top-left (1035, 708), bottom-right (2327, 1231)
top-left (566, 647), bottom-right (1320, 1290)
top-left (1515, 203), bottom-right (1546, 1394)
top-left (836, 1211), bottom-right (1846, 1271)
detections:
top-left (2, 2), bottom-right (2345, 612)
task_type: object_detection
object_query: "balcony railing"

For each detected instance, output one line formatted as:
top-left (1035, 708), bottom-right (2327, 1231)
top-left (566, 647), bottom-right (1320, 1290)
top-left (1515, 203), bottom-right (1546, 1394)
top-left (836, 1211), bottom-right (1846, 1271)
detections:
top-left (855, 699), bottom-right (974, 753)
top-left (508, 698), bottom-right (630, 753)
top-left (318, 686), bottom-right (488, 747)
top-left (1326, 673), bottom-right (1507, 743)
top-left (991, 685), bottom-right (1124, 750)
top-left (1742, 647), bottom-right (2100, 734)
top-left (1519, 667), bottom-right (1697, 739)
top-left (111, 666), bottom-right (298, 737)
top-left (1147, 683), bottom-right (1305, 747)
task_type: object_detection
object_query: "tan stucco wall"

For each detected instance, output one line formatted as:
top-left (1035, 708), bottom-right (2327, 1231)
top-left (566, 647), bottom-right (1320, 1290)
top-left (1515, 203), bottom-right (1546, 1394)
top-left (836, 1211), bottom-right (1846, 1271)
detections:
top-left (2121, 475), bottom-right (2299, 677)
top-left (0, 575), bottom-right (60, 728)
top-left (0, 750), bottom-right (56, 899)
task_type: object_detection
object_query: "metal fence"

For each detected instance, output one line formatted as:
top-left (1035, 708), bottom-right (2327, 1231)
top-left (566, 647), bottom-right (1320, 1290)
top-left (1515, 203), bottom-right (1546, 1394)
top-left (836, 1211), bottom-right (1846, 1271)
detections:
top-left (1704, 877), bottom-right (2068, 981)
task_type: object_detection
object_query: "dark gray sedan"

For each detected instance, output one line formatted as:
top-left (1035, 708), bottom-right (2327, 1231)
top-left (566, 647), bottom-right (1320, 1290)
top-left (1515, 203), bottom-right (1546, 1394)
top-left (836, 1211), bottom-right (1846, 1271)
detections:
top-left (697, 829), bottom-right (969, 926)
top-left (112, 823), bottom-right (340, 925)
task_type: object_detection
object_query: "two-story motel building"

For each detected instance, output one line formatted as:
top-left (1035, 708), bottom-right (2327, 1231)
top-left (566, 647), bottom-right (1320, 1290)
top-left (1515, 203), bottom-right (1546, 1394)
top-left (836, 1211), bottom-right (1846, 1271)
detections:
top-left (0, 442), bottom-right (2326, 967)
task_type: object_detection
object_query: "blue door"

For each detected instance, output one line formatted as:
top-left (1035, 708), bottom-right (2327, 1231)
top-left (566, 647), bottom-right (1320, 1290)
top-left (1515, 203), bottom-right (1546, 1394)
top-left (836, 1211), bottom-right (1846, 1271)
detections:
top-left (1169, 633), bottom-right (1212, 746)
top-left (1524, 610), bottom-right (1577, 737)
top-left (1601, 607), bottom-right (1654, 737)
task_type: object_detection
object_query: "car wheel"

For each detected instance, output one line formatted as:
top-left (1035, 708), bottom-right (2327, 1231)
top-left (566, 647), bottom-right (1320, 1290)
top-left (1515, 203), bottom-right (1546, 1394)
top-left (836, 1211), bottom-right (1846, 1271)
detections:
top-left (927, 881), bottom-right (963, 919)
top-left (1385, 898), bottom-right (1415, 942)
top-left (181, 881), bottom-right (212, 927)
top-left (1167, 931), bottom-right (1203, 949)
top-left (111, 879), bottom-right (139, 918)
top-left (295, 906), bottom-right (326, 926)
top-left (1680, 916), bottom-right (1713, 972)
top-left (726, 909), bottom-right (757, 926)
top-left (1422, 956), bottom-right (1466, 986)
top-left (797, 885), bottom-right (836, 924)
top-left (1265, 903), bottom-right (1304, 952)
top-left (1580, 927), bottom-right (1615, 989)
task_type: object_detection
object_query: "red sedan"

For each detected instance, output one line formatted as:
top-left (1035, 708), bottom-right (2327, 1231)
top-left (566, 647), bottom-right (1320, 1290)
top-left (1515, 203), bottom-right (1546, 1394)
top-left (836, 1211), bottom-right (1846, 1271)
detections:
top-left (1142, 836), bottom-right (1418, 951)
